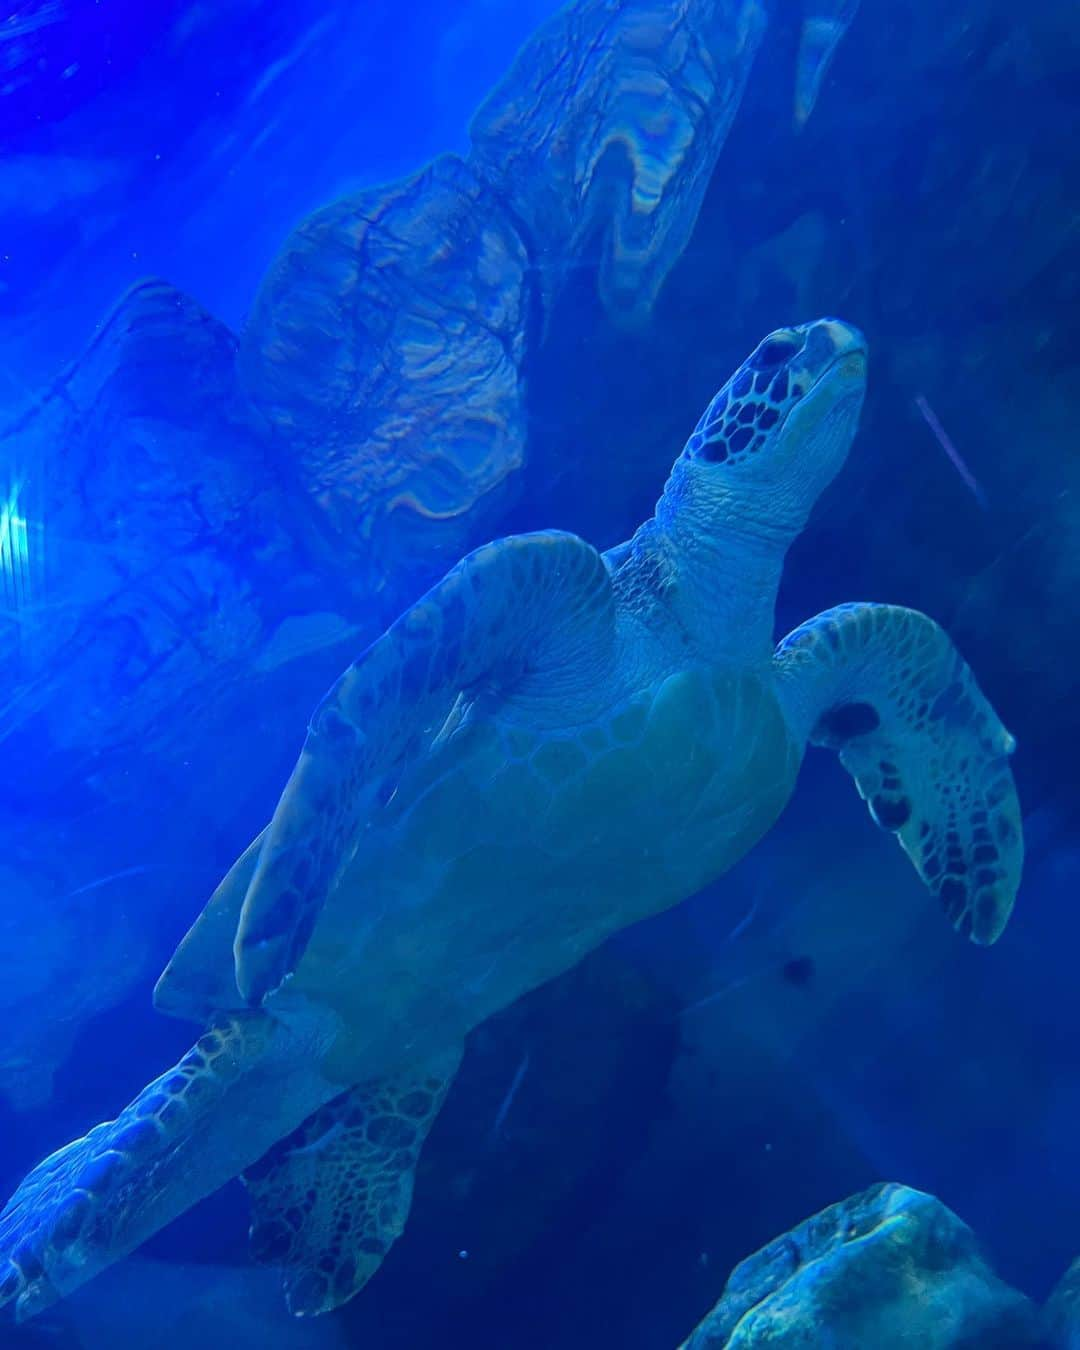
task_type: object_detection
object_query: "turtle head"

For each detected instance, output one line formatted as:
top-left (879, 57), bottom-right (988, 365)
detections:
top-left (671, 318), bottom-right (867, 544)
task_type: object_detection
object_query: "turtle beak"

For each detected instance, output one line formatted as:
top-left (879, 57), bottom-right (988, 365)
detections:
top-left (803, 318), bottom-right (867, 386)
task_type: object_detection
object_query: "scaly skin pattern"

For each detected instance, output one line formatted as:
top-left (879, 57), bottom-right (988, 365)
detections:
top-left (774, 602), bottom-right (1022, 943)
top-left (281, 661), bottom-right (801, 1088)
top-left (0, 1013), bottom-right (340, 1321)
top-left (234, 530), bottom-right (619, 1005)
top-left (242, 1044), bottom-right (463, 1317)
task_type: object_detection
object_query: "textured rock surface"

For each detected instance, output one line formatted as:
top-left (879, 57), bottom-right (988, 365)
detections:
top-left (1047, 1259), bottom-right (1080, 1349)
top-left (680, 1184), bottom-right (1043, 1349)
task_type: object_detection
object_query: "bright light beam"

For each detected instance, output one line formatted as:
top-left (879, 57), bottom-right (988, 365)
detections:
top-left (0, 483), bottom-right (34, 618)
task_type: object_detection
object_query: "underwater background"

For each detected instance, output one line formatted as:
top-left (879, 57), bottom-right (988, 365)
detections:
top-left (1, 0), bottom-right (1078, 1345)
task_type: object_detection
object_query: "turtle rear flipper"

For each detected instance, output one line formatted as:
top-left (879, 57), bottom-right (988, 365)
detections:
top-left (0, 1014), bottom-right (336, 1322)
top-left (776, 603), bottom-right (1022, 943)
top-left (243, 1046), bottom-right (462, 1317)
top-left (235, 530), bottom-right (615, 1005)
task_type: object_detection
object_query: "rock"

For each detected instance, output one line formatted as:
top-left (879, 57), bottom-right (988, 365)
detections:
top-left (680, 1183), bottom-right (1043, 1349)
top-left (1047, 1259), bottom-right (1080, 1349)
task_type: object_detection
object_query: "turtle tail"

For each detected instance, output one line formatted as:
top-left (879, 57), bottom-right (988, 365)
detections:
top-left (0, 1012), bottom-right (338, 1323)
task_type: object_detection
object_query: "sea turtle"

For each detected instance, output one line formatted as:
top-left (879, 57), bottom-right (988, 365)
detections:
top-left (0, 318), bottom-right (1023, 1323)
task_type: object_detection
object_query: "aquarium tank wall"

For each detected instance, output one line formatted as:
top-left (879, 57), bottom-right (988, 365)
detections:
top-left (0, 0), bottom-right (1078, 1346)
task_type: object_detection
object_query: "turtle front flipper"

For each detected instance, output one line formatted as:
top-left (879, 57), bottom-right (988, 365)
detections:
top-left (235, 530), bottom-right (615, 1005)
top-left (243, 1045), bottom-right (462, 1316)
top-left (775, 603), bottom-right (1022, 943)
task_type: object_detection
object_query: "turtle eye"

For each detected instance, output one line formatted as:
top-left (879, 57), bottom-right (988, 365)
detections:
top-left (749, 333), bottom-right (803, 372)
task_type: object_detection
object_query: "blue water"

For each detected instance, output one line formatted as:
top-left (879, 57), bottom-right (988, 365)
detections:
top-left (1, 0), bottom-right (1078, 1346)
